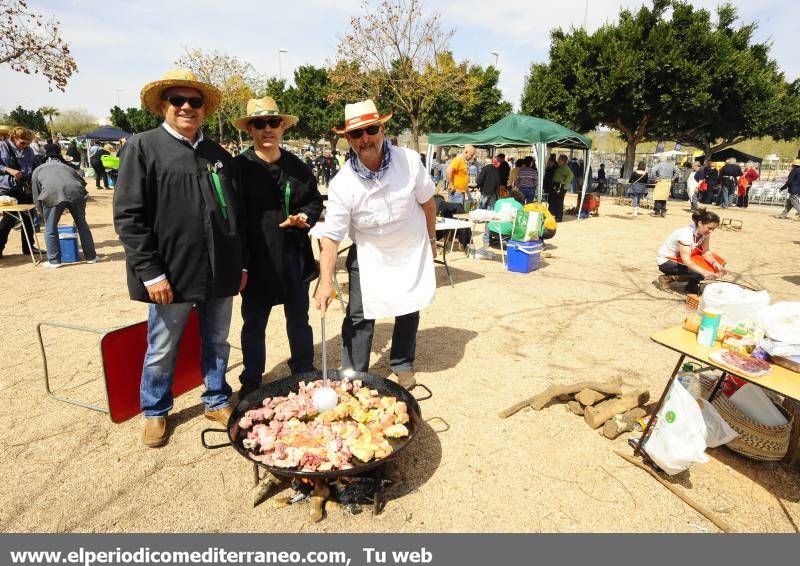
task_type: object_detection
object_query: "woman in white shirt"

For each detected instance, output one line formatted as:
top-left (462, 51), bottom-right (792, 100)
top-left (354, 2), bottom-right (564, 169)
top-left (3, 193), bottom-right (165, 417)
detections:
top-left (656, 208), bottom-right (726, 293)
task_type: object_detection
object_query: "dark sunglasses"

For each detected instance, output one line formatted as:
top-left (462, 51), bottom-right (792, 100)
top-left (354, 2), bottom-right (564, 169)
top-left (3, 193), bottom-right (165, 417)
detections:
top-left (249, 117), bottom-right (283, 129)
top-left (163, 95), bottom-right (204, 109)
top-left (348, 124), bottom-right (381, 139)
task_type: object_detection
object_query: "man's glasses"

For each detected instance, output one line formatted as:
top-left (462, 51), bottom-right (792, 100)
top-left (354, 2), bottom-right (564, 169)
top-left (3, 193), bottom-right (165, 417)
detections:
top-left (249, 117), bottom-right (283, 129)
top-left (163, 95), bottom-right (204, 109)
top-left (347, 124), bottom-right (381, 139)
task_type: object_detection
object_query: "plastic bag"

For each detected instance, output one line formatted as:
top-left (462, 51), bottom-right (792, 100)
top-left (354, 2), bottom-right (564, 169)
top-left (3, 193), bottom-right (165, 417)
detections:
top-left (0, 195), bottom-right (18, 206)
top-left (644, 381), bottom-right (709, 475)
top-left (696, 399), bottom-right (738, 448)
top-left (699, 282), bottom-right (771, 328)
top-left (758, 302), bottom-right (800, 344)
top-left (511, 210), bottom-right (543, 242)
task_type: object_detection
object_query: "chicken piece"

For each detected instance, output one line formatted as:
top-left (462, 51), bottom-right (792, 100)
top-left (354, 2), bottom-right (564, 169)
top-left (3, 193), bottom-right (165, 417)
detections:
top-left (383, 423), bottom-right (409, 438)
top-left (350, 444), bottom-right (374, 462)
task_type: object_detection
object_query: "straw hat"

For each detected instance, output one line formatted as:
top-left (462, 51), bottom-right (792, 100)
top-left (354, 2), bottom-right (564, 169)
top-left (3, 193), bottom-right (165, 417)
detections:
top-left (0, 125), bottom-right (10, 135)
top-left (140, 69), bottom-right (222, 117)
top-left (792, 159), bottom-right (800, 167)
top-left (231, 97), bottom-right (298, 131)
top-left (333, 99), bottom-right (392, 135)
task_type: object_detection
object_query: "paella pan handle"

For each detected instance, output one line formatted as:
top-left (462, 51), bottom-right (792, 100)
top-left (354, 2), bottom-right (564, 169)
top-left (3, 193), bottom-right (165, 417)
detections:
top-left (200, 428), bottom-right (231, 449)
top-left (412, 383), bottom-right (432, 401)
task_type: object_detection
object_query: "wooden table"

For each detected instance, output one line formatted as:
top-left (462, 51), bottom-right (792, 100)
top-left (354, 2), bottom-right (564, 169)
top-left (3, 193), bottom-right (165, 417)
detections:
top-left (0, 204), bottom-right (43, 265)
top-left (636, 325), bottom-right (800, 456)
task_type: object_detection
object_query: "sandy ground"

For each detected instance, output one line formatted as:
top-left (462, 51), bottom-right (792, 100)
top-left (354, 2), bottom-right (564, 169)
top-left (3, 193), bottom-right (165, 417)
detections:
top-left (1, 188), bottom-right (799, 534)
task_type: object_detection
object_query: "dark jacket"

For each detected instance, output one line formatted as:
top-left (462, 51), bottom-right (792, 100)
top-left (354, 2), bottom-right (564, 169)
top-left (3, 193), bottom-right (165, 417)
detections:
top-left (113, 126), bottom-right (246, 303)
top-left (497, 160), bottom-right (510, 186)
top-left (235, 148), bottom-right (323, 305)
top-left (781, 167), bottom-right (800, 195)
top-left (476, 164), bottom-right (500, 197)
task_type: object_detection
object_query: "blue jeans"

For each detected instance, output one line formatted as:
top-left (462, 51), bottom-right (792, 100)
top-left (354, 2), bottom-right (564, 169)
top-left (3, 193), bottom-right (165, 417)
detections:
top-left (631, 193), bottom-right (644, 207)
top-left (239, 248), bottom-right (315, 385)
top-left (140, 298), bottom-right (233, 417)
top-left (41, 201), bottom-right (96, 264)
top-left (520, 187), bottom-right (535, 203)
top-left (448, 191), bottom-right (465, 204)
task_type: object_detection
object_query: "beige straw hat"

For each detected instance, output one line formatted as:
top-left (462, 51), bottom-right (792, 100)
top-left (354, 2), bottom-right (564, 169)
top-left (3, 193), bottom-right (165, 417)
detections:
top-left (0, 125), bottom-right (10, 135)
top-left (333, 99), bottom-right (392, 135)
top-left (140, 69), bottom-right (222, 117)
top-left (231, 97), bottom-right (298, 131)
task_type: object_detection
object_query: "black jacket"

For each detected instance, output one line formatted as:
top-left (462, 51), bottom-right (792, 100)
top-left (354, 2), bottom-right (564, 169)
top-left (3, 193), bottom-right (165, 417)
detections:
top-left (113, 127), bottom-right (246, 303)
top-left (235, 148), bottom-right (323, 305)
top-left (476, 164), bottom-right (500, 197)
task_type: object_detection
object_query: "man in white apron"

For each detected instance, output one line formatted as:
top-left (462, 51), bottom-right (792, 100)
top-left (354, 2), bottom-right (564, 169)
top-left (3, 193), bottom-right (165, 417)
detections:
top-left (312, 100), bottom-right (437, 390)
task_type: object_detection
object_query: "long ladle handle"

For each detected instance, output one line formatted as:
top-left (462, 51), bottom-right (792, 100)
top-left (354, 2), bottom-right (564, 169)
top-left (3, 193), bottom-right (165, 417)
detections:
top-left (321, 315), bottom-right (328, 388)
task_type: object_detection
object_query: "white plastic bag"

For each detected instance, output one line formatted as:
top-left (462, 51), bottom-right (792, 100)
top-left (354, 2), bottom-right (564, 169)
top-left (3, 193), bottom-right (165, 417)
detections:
top-left (696, 399), bottom-right (738, 448)
top-left (758, 302), bottom-right (800, 345)
top-left (699, 282), bottom-right (770, 328)
top-left (644, 381), bottom-right (709, 475)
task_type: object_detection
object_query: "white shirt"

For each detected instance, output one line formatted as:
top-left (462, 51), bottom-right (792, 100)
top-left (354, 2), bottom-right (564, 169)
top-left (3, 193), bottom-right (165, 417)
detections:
top-left (312, 145), bottom-right (436, 319)
top-left (657, 223), bottom-right (704, 265)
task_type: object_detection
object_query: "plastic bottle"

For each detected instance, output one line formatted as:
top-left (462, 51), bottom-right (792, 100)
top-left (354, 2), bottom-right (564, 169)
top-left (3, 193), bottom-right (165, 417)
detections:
top-left (697, 307), bottom-right (722, 347)
top-left (676, 362), bottom-right (702, 398)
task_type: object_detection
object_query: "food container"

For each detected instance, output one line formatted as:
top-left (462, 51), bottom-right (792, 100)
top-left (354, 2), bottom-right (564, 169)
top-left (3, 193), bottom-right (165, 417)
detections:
top-left (58, 225), bottom-right (79, 263)
top-left (697, 307), bottom-right (722, 346)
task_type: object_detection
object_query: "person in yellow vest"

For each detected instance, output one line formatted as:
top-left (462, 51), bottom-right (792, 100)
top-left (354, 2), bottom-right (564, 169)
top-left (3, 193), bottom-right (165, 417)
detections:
top-left (446, 145), bottom-right (475, 206)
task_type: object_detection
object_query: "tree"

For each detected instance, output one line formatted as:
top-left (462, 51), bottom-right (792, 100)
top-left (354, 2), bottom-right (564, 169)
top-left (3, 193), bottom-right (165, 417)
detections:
top-left (282, 66), bottom-right (344, 150)
top-left (0, 0), bottom-right (77, 91)
top-left (418, 56), bottom-right (511, 133)
top-left (329, 0), bottom-right (476, 151)
top-left (108, 106), bottom-right (160, 134)
top-left (520, 0), bottom-right (796, 177)
top-left (175, 48), bottom-right (260, 142)
top-left (38, 106), bottom-right (59, 136)
top-left (51, 109), bottom-right (99, 137)
top-left (8, 105), bottom-right (47, 133)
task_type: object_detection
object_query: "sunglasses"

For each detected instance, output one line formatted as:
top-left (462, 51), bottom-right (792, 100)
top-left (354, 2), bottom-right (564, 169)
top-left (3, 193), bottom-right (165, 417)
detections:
top-left (163, 95), bottom-right (204, 109)
top-left (249, 117), bottom-right (283, 129)
top-left (347, 124), bottom-right (381, 139)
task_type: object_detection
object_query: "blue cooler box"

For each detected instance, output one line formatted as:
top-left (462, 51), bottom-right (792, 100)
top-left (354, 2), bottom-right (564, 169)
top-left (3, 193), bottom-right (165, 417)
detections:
top-left (507, 240), bottom-right (542, 273)
top-left (58, 226), bottom-right (79, 263)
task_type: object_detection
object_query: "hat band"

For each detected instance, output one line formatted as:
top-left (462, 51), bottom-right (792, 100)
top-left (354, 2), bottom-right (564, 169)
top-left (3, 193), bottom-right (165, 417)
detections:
top-left (252, 109), bottom-right (280, 116)
top-left (345, 113), bottom-right (380, 128)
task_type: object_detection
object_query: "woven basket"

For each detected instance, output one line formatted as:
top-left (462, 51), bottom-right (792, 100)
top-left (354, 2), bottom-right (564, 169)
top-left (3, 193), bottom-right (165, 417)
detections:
top-left (699, 376), bottom-right (792, 461)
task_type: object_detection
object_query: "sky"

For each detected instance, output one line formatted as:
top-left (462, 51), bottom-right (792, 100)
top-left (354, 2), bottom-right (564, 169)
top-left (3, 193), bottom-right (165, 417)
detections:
top-left (1, 0), bottom-right (797, 125)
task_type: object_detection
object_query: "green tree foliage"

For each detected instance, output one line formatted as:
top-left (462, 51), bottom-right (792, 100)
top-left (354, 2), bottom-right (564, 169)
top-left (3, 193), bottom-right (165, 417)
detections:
top-left (281, 66), bottom-right (344, 150)
top-left (0, 0), bottom-right (77, 91)
top-left (51, 108), bottom-right (99, 136)
top-left (38, 106), bottom-right (59, 136)
top-left (520, 0), bottom-right (798, 177)
top-left (419, 56), bottom-right (511, 133)
top-left (109, 106), bottom-right (160, 134)
top-left (8, 105), bottom-right (47, 133)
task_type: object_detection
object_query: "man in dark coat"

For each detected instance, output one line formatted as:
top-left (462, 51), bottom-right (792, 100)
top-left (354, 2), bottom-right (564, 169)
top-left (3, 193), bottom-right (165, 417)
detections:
top-left (114, 69), bottom-right (247, 448)
top-left (232, 97), bottom-right (323, 399)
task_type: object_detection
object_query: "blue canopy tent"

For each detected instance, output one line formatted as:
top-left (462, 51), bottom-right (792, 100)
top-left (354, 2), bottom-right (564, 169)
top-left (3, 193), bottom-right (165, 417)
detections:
top-left (77, 126), bottom-right (133, 142)
top-left (427, 113), bottom-right (593, 213)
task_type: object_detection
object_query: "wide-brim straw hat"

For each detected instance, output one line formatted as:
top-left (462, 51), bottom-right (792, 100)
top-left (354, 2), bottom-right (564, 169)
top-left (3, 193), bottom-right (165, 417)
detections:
top-left (0, 125), bottom-right (10, 135)
top-left (333, 99), bottom-right (392, 135)
top-left (232, 97), bottom-right (298, 132)
top-left (792, 159), bottom-right (800, 167)
top-left (140, 69), bottom-right (222, 117)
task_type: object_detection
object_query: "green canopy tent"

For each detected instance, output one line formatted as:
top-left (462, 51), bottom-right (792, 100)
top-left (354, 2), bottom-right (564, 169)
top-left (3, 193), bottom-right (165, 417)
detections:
top-left (427, 113), bottom-right (593, 213)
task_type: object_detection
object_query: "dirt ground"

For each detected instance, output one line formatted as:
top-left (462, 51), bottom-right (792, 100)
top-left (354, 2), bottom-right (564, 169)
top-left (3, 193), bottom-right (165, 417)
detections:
top-left (1, 189), bottom-right (799, 534)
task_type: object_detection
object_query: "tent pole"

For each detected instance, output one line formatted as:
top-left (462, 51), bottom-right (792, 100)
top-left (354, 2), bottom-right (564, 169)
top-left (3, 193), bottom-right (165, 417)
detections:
top-left (426, 144), bottom-right (435, 177)
top-left (577, 148), bottom-right (591, 220)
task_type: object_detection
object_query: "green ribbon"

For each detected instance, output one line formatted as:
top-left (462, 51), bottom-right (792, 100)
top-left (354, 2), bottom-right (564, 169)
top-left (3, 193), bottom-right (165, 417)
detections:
top-left (208, 164), bottom-right (228, 220)
top-left (283, 180), bottom-right (291, 219)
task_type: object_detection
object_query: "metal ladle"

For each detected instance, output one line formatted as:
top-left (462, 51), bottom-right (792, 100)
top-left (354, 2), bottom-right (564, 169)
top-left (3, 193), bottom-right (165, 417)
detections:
top-left (312, 315), bottom-right (338, 411)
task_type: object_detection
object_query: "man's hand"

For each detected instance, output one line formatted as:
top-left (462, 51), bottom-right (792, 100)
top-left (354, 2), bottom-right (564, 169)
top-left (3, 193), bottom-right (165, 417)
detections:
top-left (314, 281), bottom-right (334, 317)
top-left (5, 167), bottom-right (22, 182)
top-left (279, 214), bottom-right (310, 229)
top-left (146, 279), bottom-right (174, 304)
top-left (239, 271), bottom-right (248, 292)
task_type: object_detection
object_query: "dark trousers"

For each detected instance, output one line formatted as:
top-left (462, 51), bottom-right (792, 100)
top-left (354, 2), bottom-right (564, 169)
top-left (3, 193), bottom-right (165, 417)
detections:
top-left (91, 163), bottom-right (108, 188)
top-left (0, 192), bottom-right (35, 254)
top-left (736, 190), bottom-right (749, 208)
top-left (342, 247), bottom-right (419, 373)
top-left (653, 200), bottom-right (667, 215)
top-left (549, 187), bottom-right (566, 221)
top-left (658, 261), bottom-right (703, 294)
top-left (239, 246), bottom-right (315, 384)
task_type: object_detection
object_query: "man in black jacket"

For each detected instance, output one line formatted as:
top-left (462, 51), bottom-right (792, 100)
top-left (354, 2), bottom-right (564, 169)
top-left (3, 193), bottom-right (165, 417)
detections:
top-left (114, 69), bottom-right (247, 448)
top-left (232, 97), bottom-right (323, 398)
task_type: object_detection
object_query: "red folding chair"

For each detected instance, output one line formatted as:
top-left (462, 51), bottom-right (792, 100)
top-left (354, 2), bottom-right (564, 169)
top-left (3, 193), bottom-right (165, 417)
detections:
top-left (37, 309), bottom-right (203, 423)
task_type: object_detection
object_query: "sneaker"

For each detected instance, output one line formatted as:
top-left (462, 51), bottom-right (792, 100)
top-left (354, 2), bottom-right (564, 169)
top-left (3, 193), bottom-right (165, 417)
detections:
top-left (85, 256), bottom-right (101, 263)
top-left (42, 261), bottom-right (62, 268)
top-left (774, 215), bottom-right (788, 219)
top-left (475, 249), bottom-right (494, 260)
top-left (389, 370), bottom-right (416, 390)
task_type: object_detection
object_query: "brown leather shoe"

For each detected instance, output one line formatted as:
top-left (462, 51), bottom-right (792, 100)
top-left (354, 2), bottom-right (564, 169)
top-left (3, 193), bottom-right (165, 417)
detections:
top-left (204, 405), bottom-right (233, 426)
top-left (142, 416), bottom-right (167, 448)
top-left (389, 370), bottom-right (416, 390)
